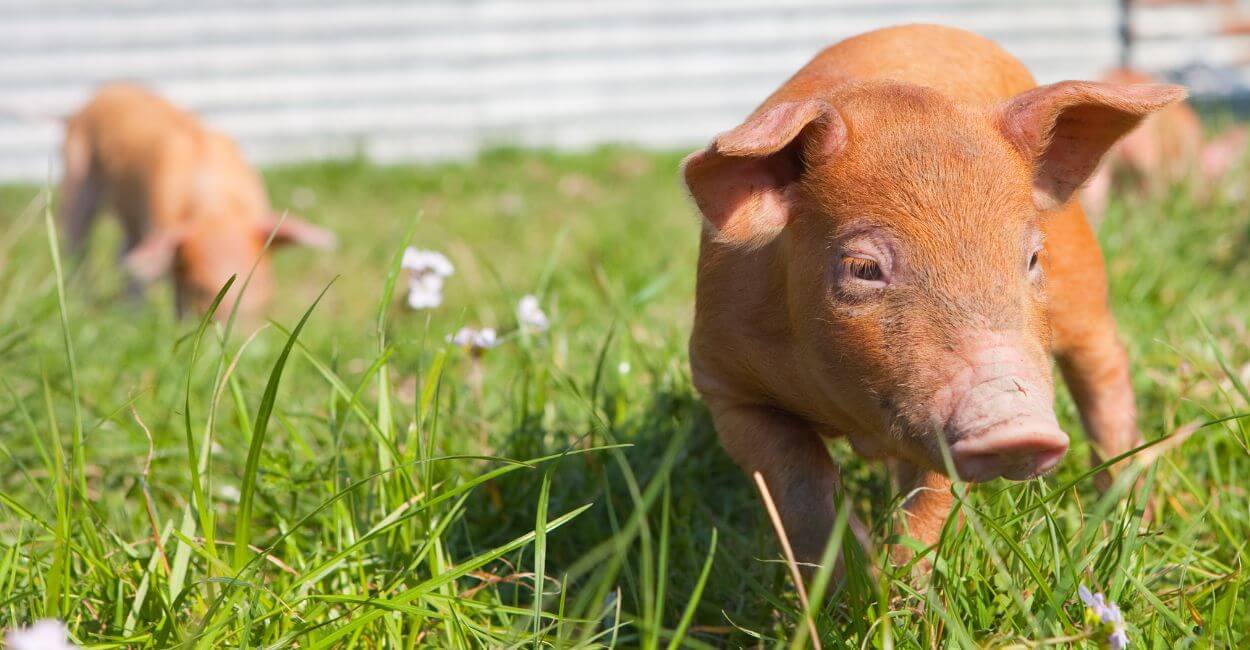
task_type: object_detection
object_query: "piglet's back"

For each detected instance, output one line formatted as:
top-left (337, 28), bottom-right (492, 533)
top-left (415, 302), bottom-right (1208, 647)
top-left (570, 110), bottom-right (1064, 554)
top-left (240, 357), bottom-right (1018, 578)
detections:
top-left (68, 84), bottom-right (207, 225)
top-left (72, 84), bottom-right (204, 166)
top-left (192, 132), bottom-right (271, 224)
top-left (759, 24), bottom-right (1037, 113)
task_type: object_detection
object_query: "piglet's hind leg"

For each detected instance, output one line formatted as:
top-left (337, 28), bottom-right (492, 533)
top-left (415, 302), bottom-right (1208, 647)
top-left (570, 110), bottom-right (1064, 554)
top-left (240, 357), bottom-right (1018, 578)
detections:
top-left (1045, 203), bottom-right (1143, 486)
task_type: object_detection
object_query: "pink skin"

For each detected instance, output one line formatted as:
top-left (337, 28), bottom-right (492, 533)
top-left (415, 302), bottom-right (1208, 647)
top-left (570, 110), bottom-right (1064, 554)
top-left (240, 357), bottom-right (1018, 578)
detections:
top-left (933, 333), bottom-right (1069, 481)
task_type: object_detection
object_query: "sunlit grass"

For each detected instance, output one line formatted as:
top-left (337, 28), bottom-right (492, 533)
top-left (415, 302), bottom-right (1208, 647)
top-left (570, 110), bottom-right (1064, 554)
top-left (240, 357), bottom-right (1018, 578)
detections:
top-left (0, 146), bottom-right (1247, 646)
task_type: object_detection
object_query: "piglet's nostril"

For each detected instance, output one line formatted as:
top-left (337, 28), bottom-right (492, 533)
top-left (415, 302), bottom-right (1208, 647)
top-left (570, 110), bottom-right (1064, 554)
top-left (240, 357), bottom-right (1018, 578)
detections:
top-left (948, 422), bottom-right (1069, 482)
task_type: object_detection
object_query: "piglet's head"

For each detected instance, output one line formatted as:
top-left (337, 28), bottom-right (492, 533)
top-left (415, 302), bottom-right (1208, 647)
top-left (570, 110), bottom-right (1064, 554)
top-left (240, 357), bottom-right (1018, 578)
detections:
top-left (125, 212), bottom-right (337, 321)
top-left (684, 80), bottom-right (1183, 481)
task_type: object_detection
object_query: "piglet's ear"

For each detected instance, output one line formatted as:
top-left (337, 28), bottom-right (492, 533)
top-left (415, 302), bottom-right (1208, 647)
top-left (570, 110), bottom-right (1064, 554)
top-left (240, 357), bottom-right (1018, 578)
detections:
top-left (997, 80), bottom-right (1187, 211)
top-left (682, 100), bottom-right (845, 247)
top-left (122, 228), bottom-right (185, 283)
top-left (263, 213), bottom-right (338, 250)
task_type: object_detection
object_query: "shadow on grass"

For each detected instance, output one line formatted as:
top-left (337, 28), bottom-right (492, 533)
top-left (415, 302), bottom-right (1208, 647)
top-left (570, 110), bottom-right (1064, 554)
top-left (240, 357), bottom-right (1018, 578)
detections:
top-left (446, 378), bottom-right (901, 645)
top-left (453, 387), bottom-right (796, 643)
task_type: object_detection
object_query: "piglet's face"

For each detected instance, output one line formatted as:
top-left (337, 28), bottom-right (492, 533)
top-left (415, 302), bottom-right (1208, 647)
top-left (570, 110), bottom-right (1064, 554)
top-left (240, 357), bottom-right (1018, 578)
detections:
top-left (684, 80), bottom-right (1183, 481)
top-left (176, 219), bottom-right (273, 320)
top-left (124, 212), bottom-right (337, 322)
top-left (178, 213), bottom-right (337, 321)
top-left (790, 87), bottom-right (1058, 480)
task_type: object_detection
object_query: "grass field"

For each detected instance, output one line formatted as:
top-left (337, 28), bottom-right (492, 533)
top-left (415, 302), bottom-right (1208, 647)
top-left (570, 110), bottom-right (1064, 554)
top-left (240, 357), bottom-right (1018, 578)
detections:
top-left (1, 146), bottom-right (1248, 648)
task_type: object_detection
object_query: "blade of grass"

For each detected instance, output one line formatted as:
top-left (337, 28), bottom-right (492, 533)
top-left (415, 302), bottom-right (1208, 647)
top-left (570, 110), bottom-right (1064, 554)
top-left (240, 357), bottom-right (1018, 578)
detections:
top-left (373, 215), bottom-right (420, 504)
top-left (532, 470), bottom-right (552, 647)
top-left (234, 280), bottom-right (333, 569)
top-left (753, 472), bottom-right (821, 650)
top-left (308, 504), bottom-right (592, 649)
top-left (43, 199), bottom-right (84, 498)
top-left (664, 528), bottom-right (717, 650)
top-left (649, 482), bottom-right (671, 650)
top-left (171, 275), bottom-right (237, 598)
top-left (788, 493), bottom-right (850, 650)
top-left (41, 374), bottom-right (70, 617)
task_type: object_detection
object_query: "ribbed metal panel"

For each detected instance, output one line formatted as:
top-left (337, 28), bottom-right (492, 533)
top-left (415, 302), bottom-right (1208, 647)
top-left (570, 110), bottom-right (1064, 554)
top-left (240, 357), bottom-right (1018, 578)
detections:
top-left (1130, 1), bottom-right (1250, 95)
top-left (0, 1), bottom-right (1120, 182)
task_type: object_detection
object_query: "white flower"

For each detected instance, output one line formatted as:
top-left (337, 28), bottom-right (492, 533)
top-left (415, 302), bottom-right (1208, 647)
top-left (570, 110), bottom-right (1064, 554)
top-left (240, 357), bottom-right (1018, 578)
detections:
top-left (448, 327), bottom-right (498, 352)
top-left (517, 294), bottom-right (549, 332)
top-left (6, 619), bottom-right (78, 650)
top-left (406, 273), bottom-right (446, 310)
top-left (1079, 584), bottom-right (1128, 649)
top-left (618, 361), bottom-right (631, 374)
top-left (402, 247), bottom-right (454, 310)
top-left (218, 484), bottom-right (241, 502)
top-left (402, 248), bottom-right (454, 277)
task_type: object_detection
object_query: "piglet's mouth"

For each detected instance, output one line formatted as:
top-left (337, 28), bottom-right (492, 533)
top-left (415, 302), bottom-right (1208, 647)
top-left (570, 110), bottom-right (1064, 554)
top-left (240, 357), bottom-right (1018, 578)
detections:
top-left (948, 420), bottom-right (1069, 482)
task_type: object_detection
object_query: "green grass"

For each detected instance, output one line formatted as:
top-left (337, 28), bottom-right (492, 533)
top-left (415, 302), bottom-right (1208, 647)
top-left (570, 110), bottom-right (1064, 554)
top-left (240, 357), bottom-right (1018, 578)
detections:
top-left (0, 146), bottom-right (1248, 647)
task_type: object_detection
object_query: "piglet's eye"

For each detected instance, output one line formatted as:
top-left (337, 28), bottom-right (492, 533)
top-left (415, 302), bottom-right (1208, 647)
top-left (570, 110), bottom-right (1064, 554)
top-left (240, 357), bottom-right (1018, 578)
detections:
top-left (842, 256), bottom-right (882, 282)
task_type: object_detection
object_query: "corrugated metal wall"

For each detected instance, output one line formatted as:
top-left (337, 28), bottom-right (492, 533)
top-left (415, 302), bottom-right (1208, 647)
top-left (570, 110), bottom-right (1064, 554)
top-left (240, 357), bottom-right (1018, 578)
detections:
top-left (1130, 0), bottom-right (1250, 95)
top-left (0, 0), bottom-right (1124, 182)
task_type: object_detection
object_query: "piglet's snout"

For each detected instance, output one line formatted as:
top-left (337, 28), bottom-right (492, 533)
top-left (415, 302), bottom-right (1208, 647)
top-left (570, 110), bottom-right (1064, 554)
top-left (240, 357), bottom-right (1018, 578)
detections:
top-left (948, 418), bottom-right (1069, 482)
top-left (934, 338), bottom-right (1069, 482)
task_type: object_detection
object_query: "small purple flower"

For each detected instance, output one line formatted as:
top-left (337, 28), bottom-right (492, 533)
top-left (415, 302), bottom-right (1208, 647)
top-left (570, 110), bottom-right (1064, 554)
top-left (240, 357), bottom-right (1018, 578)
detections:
top-left (517, 294), bottom-right (549, 332)
top-left (1079, 584), bottom-right (1128, 649)
top-left (448, 326), bottom-right (498, 353)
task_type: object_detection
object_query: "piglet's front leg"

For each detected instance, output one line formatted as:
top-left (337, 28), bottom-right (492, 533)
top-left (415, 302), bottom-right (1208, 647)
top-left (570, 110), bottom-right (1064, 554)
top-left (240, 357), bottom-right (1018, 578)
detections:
top-left (889, 462), bottom-right (954, 567)
top-left (705, 399), bottom-right (864, 576)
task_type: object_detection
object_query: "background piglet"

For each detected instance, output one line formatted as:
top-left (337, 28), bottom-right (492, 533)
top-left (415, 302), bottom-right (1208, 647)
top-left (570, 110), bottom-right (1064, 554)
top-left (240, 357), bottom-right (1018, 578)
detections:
top-left (1082, 68), bottom-right (1247, 225)
top-left (59, 84), bottom-right (337, 321)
